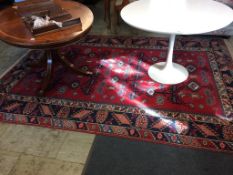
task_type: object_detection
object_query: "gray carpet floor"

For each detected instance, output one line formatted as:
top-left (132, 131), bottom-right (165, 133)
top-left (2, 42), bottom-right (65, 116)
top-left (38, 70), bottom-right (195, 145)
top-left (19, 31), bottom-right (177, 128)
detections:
top-left (83, 136), bottom-right (233, 175)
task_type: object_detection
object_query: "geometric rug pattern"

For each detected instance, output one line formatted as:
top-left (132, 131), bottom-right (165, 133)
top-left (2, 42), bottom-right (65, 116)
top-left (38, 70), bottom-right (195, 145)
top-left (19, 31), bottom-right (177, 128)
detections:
top-left (0, 35), bottom-right (232, 153)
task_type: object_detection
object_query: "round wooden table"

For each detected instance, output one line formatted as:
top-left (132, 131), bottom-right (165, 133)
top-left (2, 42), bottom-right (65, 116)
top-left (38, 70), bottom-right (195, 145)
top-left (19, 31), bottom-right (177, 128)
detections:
top-left (0, 0), bottom-right (94, 95)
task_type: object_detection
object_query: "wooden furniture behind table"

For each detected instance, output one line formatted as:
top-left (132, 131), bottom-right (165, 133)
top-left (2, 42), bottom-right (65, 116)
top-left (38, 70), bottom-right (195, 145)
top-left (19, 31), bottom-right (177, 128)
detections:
top-left (104, 0), bottom-right (133, 31)
top-left (0, 0), bottom-right (94, 95)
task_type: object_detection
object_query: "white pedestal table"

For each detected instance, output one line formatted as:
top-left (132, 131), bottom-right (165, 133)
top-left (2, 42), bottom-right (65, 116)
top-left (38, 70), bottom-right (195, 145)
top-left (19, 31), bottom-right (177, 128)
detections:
top-left (121, 0), bottom-right (233, 84)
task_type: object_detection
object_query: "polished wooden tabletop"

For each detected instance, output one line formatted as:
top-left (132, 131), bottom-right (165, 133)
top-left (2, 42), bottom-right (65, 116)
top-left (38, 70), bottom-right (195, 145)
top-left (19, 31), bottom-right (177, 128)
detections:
top-left (0, 0), bottom-right (94, 49)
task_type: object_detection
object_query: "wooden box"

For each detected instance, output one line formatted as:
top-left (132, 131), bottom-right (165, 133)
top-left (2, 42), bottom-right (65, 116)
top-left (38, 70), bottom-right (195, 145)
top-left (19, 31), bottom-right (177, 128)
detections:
top-left (14, 0), bottom-right (82, 35)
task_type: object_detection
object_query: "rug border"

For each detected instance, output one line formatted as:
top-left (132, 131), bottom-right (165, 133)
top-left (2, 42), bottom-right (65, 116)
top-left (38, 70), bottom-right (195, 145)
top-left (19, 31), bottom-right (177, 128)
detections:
top-left (1, 121), bottom-right (233, 154)
top-left (0, 36), bottom-right (233, 154)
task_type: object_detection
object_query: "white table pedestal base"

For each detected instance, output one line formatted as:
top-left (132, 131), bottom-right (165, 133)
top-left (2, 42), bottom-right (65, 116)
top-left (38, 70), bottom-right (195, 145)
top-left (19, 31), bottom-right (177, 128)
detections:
top-left (147, 34), bottom-right (189, 84)
top-left (148, 62), bottom-right (189, 84)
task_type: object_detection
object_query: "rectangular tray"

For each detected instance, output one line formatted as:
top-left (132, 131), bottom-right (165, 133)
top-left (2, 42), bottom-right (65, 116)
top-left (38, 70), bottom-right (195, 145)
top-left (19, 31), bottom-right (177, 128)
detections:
top-left (26, 17), bottom-right (82, 36)
top-left (15, 0), bottom-right (71, 20)
top-left (16, 0), bottom-right (80, 36)
top-left (15, 0), bottom-right (54, 17)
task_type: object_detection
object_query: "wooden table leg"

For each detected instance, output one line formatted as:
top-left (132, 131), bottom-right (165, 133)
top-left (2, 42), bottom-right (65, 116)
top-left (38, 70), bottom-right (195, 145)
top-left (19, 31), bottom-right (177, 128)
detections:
top-left (38, 49), bottom-right (93, 96)
top-left (27, 51), bottom-right (46, 68)
top-left (110, 0), bottom-right (117, 33)
top-left (104, 0), bottom-right (118, 30)
top-left (38, 50), bottom-right (53, 96)
top-left (57, 50), bottom-right (93, 76)
top-left (104, 0), bottom-right (110, 23)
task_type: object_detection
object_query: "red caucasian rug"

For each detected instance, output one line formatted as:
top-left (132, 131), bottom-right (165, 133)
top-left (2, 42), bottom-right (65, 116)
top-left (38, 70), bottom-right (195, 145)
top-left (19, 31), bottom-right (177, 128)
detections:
top-left (0, 36), bottom-right (232, 153)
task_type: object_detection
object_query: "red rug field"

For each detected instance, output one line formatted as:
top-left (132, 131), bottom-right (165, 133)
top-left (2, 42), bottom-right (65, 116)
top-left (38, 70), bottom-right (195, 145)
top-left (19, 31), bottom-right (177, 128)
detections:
top-left (0, 35), bottom-right (232, 153)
